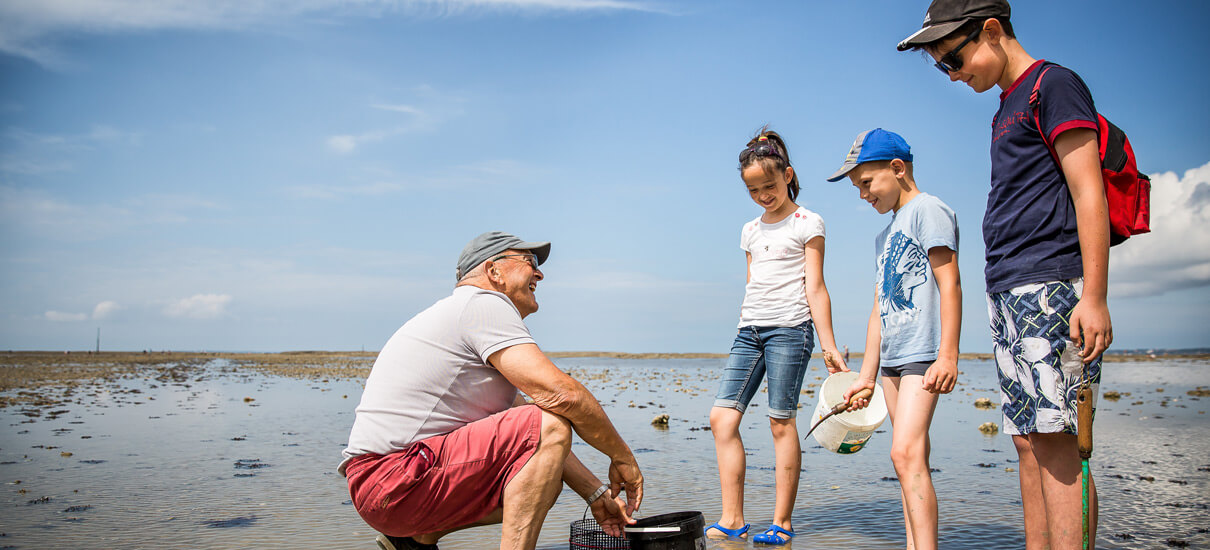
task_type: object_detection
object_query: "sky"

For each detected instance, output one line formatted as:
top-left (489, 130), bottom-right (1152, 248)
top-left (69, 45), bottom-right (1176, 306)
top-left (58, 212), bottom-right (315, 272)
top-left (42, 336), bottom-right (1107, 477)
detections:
top-left (1, 0), bottom-right (1208, 353)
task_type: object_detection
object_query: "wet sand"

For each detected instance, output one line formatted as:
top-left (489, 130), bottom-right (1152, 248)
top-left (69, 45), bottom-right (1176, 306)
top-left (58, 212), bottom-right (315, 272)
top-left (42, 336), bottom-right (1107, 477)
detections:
top-left (1, 351), bottom-right (1208, 549)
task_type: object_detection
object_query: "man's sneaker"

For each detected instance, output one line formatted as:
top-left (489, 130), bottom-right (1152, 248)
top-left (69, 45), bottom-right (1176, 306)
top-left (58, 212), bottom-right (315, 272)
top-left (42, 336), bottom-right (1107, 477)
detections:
top-left (375, 533), bottom-right (439, 550)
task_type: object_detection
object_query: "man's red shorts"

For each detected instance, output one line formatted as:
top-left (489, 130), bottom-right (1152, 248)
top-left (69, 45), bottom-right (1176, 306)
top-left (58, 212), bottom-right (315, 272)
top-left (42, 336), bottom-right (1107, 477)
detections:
top-left (344, 404), bottom-right (542, 537)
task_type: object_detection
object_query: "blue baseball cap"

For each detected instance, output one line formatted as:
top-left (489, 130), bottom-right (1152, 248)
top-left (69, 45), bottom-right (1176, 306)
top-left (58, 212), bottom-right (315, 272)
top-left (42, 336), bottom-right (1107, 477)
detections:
top-left (826, 128), bottom-right (914, 182)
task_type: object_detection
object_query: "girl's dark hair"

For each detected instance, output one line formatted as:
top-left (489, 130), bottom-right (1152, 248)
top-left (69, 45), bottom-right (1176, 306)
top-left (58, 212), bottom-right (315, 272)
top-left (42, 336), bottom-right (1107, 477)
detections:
top-left (738, 126), bottom-right (799, 202)
top-left (916, 17), bottom-right (1014, 54)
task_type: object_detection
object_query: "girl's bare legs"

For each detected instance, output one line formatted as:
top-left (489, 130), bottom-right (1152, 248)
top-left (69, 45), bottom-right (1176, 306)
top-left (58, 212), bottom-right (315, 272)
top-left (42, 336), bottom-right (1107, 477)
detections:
top-left (709, 406), bottom-right (748, 537)
top-left (768, 416), bottom-right (800, 540)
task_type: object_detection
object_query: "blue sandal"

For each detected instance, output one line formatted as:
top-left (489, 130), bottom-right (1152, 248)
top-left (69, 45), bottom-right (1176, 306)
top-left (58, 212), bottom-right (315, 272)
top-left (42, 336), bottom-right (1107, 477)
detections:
top-left (752, 524), bottom-right (795, 545)
top-left (703, 522), bottom-right (749, 538)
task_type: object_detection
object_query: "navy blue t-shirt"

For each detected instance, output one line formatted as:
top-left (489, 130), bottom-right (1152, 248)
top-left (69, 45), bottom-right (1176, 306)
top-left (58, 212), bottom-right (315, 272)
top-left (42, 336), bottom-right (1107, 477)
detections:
top-left (985, 60), bottom-right (1099, 293)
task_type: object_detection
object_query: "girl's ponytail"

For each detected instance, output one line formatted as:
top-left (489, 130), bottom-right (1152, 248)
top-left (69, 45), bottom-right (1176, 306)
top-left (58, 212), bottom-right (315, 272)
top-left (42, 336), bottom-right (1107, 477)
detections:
top-left (739, 126), bottom-right (799, 201)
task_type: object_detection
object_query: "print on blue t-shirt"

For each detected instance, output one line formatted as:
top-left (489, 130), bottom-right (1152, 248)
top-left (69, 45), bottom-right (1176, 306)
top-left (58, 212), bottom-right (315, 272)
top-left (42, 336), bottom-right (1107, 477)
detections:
top-left (880, 231), bottom-right (930, 316)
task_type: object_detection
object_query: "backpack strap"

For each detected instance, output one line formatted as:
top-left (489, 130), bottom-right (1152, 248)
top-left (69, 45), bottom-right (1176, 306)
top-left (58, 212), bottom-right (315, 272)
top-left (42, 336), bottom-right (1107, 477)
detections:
top-left (1027, 64), bottom-right (1063, 168)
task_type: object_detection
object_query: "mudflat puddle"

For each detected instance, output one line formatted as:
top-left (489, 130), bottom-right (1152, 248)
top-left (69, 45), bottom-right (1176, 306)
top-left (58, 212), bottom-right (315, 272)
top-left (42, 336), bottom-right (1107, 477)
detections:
top-left (1, 358), bottom-right (1207, 549)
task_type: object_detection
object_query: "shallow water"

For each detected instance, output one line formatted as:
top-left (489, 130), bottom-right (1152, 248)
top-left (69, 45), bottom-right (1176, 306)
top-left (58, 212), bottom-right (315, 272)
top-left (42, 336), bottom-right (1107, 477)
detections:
top-left (1, 357), bottom-right (1207, 549)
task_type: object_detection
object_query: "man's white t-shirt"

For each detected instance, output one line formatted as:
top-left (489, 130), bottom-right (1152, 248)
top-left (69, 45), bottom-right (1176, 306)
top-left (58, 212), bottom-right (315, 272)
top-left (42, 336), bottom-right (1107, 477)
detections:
top-left (738, 206), bottom-right (826, 328)
top-left (339, 286), bottom-right (534, 473)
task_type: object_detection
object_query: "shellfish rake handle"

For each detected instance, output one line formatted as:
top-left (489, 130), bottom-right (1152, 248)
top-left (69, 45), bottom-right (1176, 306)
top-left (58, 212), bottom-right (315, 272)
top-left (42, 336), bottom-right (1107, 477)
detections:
top-left (1077, 385), bottom-right (1094, 459)
top-left (831, 388), bottom-right (875, 415)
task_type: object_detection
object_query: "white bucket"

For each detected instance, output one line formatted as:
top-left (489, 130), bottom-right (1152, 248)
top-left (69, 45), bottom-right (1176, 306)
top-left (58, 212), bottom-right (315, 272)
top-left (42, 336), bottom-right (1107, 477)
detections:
top-left (811, 371), bottom-right (888, 454)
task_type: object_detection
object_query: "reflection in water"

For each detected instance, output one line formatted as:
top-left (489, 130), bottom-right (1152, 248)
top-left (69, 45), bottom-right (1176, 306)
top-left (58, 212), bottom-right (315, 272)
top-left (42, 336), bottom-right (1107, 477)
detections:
top-left (0, 358), bottom-right (1207, 549)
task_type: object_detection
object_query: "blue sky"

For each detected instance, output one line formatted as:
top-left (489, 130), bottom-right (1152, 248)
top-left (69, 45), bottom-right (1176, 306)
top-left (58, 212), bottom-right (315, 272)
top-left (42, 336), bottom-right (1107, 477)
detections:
top-left (2, 0), bottom-right (1208, 353)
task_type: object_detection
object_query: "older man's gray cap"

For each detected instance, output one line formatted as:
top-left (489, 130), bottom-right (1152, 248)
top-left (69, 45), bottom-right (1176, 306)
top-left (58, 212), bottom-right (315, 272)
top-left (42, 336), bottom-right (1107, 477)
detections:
top-left (456, 231), bottom-right (551, 280)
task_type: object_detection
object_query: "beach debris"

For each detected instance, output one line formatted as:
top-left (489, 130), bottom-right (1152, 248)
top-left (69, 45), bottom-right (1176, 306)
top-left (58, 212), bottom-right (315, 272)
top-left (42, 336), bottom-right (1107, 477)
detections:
top-left (202, 516), bottom-right (259, 528)
top-left (243, 397), bottom-right (255, 403)
top-left (1005, 467), bottom-right (1016, 472)
top-left (1187, 387), bottom-right (1210, 397)
top-left (975, 463), bottom-right (997, 468)
top-left (1166, 539), bottom-right (1189, 548)
top-left (651, 413), bottom-right (669, 428)
top-left (234, 459), bottom-right (269, 470)
top-left (27, 496), bottom-right (51, 505)
top-left (1139, 475), bottom-right (1155, 482)
top-left (978, 422), bottom-right (998, 435)
top-left (1103, 390), bottom-right (1122, 401)
top-left (973, 397), bottom-right (995, 409)
top-left (64, 505), bottom-right (92, 512)
top-left (60, 451), bottom-right (72, 457)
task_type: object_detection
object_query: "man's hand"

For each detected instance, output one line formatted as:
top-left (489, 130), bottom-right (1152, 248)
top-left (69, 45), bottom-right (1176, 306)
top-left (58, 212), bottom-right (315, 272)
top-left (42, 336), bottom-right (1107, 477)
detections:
top-left (823, 349), bottom-right (850, 374)
top-left (841, 377), bottom-right (876, 412)
top-left (922, 358), bottom-right (957, 394)
top-left (589, 493), bottom-right (634, 538)
top-left (1070, 297), bottom-right (1112, 362)
top-left (607, 458), bottom-right (643, 517)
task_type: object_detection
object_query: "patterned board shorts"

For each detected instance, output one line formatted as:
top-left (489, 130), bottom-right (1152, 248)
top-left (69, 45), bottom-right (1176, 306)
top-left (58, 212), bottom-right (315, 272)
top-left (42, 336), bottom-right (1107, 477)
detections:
top-left (986, 278), bottom-right (1101, 436)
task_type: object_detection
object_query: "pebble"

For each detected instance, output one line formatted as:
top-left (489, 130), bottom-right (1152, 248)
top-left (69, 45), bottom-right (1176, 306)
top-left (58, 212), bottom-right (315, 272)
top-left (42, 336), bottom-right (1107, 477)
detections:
top-left (973, 397), bottom-right (995, 409)
top-left (978, 422), bottom-right (999, 435)
top-left (650, 413), bottom-right (669, 427)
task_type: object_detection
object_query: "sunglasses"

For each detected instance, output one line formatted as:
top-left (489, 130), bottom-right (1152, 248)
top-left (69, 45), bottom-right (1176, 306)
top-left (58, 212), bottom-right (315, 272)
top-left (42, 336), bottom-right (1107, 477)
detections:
top-left (739, 138), bottom-right (788, 165)
top-left (933, 27), bottom-right (982, 74)
top-left (491, 253), bottom-right (539, 270)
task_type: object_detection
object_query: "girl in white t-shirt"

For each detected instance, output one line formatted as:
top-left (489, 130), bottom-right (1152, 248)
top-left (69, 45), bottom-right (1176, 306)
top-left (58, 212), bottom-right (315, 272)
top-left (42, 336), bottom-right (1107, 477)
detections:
top-left (705, 128), bottom-right (848, 546)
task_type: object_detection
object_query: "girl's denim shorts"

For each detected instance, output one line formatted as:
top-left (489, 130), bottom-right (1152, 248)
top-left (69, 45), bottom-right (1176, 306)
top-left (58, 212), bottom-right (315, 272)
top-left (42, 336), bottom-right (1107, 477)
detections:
top-left (713, 321), bottom-right (815, 419)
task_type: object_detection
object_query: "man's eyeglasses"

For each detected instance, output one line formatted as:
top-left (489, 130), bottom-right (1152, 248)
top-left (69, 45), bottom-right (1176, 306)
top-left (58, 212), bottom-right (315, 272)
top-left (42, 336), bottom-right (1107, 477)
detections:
top-left (739, 139), bottom-right (788, 165)
top-left (934, 27), bottom-right (981, 74)
top-left (491, 253), bottom-right (540, 270)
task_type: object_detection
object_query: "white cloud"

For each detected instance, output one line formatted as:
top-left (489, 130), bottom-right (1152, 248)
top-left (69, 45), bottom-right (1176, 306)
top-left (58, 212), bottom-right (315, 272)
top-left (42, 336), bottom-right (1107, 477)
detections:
top-left (44, 310), bottom-right (87, 322)
top-left (0, 0), bottom-right (663, 68)
top-left (1109, 161), bottom-right (1210, 297)
top-left (92, 301), bottom-right (120, 319)
top-left (163, 293), bottom-right (233, 319)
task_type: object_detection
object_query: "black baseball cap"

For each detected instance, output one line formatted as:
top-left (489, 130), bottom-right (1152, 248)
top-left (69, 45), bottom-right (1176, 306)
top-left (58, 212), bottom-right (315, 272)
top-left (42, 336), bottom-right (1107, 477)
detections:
top-left (897, 0), bottom-right (1010, 51)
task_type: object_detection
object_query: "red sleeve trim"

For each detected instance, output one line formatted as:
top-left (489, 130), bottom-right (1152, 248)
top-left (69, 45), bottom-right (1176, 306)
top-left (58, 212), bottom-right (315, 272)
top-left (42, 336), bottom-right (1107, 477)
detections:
top-left (1047, 120), bottom-right (1098, 144)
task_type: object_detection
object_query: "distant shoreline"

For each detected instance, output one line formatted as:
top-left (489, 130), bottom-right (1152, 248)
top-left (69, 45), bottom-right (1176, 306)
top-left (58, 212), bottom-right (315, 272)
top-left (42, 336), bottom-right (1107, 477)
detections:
top-left (3, 349), bottom-right (1208, 363)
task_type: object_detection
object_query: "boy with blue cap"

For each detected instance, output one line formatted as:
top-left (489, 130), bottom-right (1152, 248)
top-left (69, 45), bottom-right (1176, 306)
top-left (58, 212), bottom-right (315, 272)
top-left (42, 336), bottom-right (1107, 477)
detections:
top-left (831, 129), bottom-right (962, 550)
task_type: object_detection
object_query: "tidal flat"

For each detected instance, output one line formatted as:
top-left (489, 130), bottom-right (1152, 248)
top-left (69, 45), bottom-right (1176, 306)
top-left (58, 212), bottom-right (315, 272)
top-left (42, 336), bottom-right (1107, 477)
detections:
top-left (1, 351), bottom-right (1208, 549)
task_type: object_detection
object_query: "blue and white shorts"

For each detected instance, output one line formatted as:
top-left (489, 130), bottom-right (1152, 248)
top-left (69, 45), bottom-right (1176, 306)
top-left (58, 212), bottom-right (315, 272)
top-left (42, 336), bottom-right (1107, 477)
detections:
top-left (986, 278), bottom-right (1101, 436)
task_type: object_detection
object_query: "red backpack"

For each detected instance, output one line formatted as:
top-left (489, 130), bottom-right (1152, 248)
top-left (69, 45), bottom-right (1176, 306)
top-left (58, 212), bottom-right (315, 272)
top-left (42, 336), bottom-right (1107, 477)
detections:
top-left (1030, 65), bottom-right (1151, 246)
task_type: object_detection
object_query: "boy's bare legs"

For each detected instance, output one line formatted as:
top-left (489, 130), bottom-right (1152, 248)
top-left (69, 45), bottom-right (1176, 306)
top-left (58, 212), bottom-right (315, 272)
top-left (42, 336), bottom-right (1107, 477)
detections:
top-left (769, 416), bottom-right (800, 539)
top-left (498, 409), bottom-right (572, 550)
top-left (1014, 433), bottom-right (1098, 550)
top-left (1013, 435), bottom-right (1049, 550)
top-left (886, 376), bottom-right (939, 550)
top-left (709, 406), bottom-right (748, 537)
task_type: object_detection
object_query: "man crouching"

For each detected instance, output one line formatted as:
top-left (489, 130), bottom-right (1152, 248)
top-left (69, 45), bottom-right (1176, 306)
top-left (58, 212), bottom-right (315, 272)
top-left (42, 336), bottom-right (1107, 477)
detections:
top-left (339, 231), bottom-right (643, 550)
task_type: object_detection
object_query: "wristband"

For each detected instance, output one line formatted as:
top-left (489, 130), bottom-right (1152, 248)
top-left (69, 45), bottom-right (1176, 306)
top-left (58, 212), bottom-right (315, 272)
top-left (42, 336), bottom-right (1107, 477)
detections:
top-left (585, 484), bottom-right (610, 504)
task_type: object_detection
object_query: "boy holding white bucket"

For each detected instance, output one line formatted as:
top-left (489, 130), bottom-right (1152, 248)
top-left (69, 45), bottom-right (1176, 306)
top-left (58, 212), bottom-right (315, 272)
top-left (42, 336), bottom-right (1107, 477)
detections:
top-left (828, 129), bottom-right (962, 550)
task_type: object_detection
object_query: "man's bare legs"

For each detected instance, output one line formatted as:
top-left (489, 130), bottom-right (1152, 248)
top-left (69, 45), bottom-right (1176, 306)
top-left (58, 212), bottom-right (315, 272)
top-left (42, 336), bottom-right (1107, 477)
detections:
top-left (498, 410), bottom-right (572, 550)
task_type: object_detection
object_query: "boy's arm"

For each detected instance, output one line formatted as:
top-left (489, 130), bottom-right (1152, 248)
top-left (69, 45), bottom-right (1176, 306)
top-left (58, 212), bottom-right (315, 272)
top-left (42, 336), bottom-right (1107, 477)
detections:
top-left (843, 299), bottom-right (881, 411)
top-left (922, 246), bottom-right (961, 394)
top-left (1054, 127), bottom-right (1113, 361)
top-left (802, 236), bottom-right (848, 373)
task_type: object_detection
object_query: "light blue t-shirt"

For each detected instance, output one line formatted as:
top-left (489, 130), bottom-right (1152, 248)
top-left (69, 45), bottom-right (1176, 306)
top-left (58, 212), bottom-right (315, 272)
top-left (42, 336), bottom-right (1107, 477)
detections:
top-left (874, 193), bottom-right (959, 367)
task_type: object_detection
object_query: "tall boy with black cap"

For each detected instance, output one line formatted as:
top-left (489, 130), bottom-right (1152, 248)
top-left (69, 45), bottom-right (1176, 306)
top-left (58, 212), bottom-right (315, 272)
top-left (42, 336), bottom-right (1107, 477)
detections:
top-left (898, 1), bottom-right (1110, 549)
